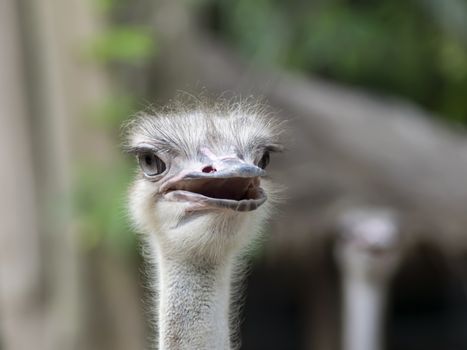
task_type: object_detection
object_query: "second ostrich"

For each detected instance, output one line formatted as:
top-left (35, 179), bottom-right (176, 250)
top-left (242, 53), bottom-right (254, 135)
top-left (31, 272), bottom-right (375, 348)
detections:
top-left (125, 101), bottom-right (282, 349)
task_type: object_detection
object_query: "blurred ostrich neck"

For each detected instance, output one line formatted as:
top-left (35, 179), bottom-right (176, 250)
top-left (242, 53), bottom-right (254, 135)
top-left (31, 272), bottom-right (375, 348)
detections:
top-left (151, 238), bottom-right (234, 350)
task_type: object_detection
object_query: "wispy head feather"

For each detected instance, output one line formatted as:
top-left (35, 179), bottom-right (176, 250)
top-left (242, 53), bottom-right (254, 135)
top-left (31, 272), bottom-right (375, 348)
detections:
top-left (122, 94), bottom-right (284, 158)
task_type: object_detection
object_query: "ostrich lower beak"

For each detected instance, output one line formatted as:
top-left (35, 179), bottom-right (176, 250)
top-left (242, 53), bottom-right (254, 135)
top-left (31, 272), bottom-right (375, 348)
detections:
top-left (163, 162), bottom-right (267, 212)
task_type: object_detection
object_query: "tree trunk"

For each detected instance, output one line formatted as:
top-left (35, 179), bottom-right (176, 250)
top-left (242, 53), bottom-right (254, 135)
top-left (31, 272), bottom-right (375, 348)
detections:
top-left (0, 1), bottom-right (43, 349)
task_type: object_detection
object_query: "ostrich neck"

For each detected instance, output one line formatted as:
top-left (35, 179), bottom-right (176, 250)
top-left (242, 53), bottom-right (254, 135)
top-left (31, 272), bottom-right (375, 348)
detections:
top-left (342, 273), bottom-right (388, 350)
top-left (152, 241), bottom-right (234, 350)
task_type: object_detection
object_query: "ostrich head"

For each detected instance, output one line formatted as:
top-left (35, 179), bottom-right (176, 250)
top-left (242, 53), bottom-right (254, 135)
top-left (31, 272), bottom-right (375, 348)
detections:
top-left (125, 101), bottom-right (282, 262)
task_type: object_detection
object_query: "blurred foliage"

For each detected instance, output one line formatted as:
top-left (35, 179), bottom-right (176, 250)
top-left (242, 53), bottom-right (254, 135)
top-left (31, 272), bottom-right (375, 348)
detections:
top-left (210, 0), bottom-right (467, 125)
top-left (75, 0), bottom-right (467, 253)
top-left (75, 162), bottom-right (135, 253)
top-left (74, 0), bottom-right (157, 254)
top-left (87, 26), bottom-right (156, 64)
top-left (86, 94), bottom-right (137, 128)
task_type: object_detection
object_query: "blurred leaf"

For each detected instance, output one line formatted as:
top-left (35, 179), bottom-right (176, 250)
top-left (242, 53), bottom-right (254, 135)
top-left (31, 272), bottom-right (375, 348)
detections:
top-left (93, 0), bottom-right (116, 13)
top-left (87, 26), bottom-right (156, 64)
top-left (439, 39), bottom-right (467, 82)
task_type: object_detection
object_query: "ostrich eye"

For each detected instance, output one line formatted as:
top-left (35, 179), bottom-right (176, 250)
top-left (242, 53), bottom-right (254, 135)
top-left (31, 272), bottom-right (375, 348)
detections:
top-left (138, 152), bottom-right (166, 176)
top-left (258, 151), bottom-right (270, 169)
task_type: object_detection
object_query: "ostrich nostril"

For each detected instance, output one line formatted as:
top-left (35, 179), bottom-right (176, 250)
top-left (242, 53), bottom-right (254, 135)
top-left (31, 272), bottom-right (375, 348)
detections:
top-left (202, 165), bottom-right (216, 173)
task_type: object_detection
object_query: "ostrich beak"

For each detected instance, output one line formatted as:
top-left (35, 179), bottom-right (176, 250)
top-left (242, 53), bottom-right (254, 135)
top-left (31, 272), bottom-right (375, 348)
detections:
top-left (162, 159), bottom-right (267, 212)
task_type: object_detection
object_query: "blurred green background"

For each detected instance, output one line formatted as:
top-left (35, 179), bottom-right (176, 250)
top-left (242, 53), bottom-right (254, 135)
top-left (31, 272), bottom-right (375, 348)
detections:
top-left (82, 0), bottom-right (467, 252)
top-left (2, 0), bottom-right (467, 349)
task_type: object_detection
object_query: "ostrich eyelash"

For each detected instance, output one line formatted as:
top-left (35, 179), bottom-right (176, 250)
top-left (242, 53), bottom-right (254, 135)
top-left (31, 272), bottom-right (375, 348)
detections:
top-left (126, 144), bottom-right (173, 156)
top-left (264, 144), bottom-right (284, 153)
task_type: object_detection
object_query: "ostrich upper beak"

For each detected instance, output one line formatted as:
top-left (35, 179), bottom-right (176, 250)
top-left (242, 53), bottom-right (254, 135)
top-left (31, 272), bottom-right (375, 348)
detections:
top-left (185, 160), bottom-right (266, 179)
top-left (162, 159), bottom-right (267, 212)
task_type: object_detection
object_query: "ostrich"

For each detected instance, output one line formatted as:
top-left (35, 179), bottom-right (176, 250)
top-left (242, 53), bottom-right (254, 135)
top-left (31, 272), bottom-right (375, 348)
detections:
top-left (124, 100), bottom-right (282, 350)
top-left (335, 208), bottom-right (403, 350)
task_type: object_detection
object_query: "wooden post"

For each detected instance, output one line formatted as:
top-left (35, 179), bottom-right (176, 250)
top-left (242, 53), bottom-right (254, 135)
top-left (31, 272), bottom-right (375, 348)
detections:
top-left (0, 1), bottom-right (44, 349)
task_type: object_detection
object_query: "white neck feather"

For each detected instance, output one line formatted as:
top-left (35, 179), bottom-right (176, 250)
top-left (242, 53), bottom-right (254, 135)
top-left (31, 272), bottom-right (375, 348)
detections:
top-left (151, 238), bottom-right (234, 350)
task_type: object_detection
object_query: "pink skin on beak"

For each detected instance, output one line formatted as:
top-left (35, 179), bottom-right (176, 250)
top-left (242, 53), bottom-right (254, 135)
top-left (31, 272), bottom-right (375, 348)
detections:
top-left (199, 147), bottom-right (244, 173)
